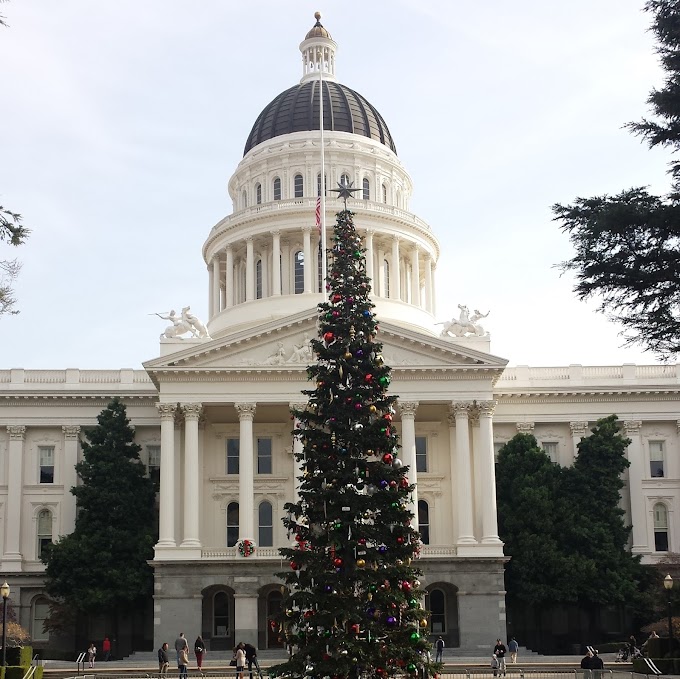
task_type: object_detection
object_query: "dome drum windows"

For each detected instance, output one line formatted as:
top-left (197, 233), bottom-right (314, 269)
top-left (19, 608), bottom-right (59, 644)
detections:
top-left (256, 183), bottom-right (262, 205)
top-left (273, 177), bottom-right (282, 201)
top-left (362, 178), bottom-right (370, 200)
top-left (294, 174), bottom-right (304, 198)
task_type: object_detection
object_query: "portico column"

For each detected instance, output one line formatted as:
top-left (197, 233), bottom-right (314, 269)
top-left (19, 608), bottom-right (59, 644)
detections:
top-left (246, 238), bottom-right (255, 301)
top-left (410, 246), bottom-right (420, 307)
top-left (281, 240), bottom-right (291, 295)
top-left (477, 401), bottom-right (501, 543)
top-left (291, 403), bottom-right (306, 504)
top-left (390, 237), bottom-right (401, 301)
top-left (236, 403), bottom-right (256, 540)
top-left (624, 420), bottom-right (648, 553)
top-left (156, 404), bottom-right (177, 548)
top-left (5, 426), bottom-right (25, 566)
top-left (181, 403), bottom-right (202, 548)
top-left (225, 246), bottom-right (234, 309)
top-left (377, 248), bottom-right (385, 296)
top-left (451, 403), bottom-right (476, 544)
top-left (208, 264), bottom-right (214, 320)
top-left (365, 229), bottom-right (374, 287)
top-left (61, 425), bottom-right (80, 535)
top-left (211, 256), bottom-right (220, 318)
top-left (424, 256), bottom-right (433, 313)
top-left (398, 402), bottom-right (419, 530)
top-left (570, 421), bottom-right (588, 462)
top-left (302, 226), bottom-right (312, 293)
top-left (272, 231), bottom-right (281, 296)
top-left (261, 245), bottom-right (269, 297)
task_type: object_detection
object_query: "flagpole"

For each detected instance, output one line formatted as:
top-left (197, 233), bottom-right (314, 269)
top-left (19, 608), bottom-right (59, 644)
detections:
top-left (319, 48), bottom-right (328, 302)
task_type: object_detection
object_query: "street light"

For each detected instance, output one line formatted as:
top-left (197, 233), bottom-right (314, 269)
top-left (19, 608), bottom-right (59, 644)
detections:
top-left (1, 581), bottom-right (10, 667)
top-left (665, 574), bottom-right (674, 657)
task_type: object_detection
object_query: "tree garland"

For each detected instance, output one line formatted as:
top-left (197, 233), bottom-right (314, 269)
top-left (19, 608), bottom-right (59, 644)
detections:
top-left (237, 539), bottom-right (256, 557)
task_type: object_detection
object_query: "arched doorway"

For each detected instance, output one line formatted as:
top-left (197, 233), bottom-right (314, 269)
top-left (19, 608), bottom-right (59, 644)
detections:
top-left (201, 585), bottom-right (235, 651)
top-left (258, 587), bottom-right (285, 649)
top-left (426, 582), bottom-right (460, 647)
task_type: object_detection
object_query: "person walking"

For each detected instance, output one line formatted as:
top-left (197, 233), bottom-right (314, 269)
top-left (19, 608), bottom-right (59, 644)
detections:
top-left (194, 636), bottom-right (206, 673)
top-left (493, 639), bottom-right (507, 676)
top-left (158, 642), bottom-right (170, 675)
top-left (175, 633), bottom-right (189, 665)
top-left (178, 646), bottom-right (189, 679)
top-left (234, 643), bottom-right (246, 679)
top-left (508, 637), bottom-right (519, 663)
top-left (591, 649), bottom-right (604, 679)
top-left (102, 636), bottom-right (111, 662)
top-left (435, 636), bottom-right (444, 663)
top-left (244, 642), bottom-right (262, 679)
top-left (87, 642), bottom-right (97, 669)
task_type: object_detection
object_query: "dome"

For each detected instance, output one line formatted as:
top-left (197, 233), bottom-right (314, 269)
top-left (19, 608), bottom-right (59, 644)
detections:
top-left (305, 13), bottom-right (331, 40)
top-left (243, 80), bottom-right (398, 156)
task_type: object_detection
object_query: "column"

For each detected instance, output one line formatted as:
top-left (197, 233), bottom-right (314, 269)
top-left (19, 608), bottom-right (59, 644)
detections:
top-left (570, 421), bottom-right (588, 462)
top-left (272, 231), bottom-right (281, 296)
top-left (208, 263), bottom-right (214, 320)
top-left (61, 425), bottom-right (80, 535)
top-left (477, 401), bottom-right (501, 543)
top-left (398, 402), bottom-right (419, 530)
top-left (365, 229), bottom-right (374, 288)
top-left (225, 246), bottom-right (234, 309)
top-left (390, 237), bottom-right (401, 301)
top-left (245, 238), bottom-right (255, 302)
top-left (624, 420), bottom-right (648, 553)
top-left (302, 226), bottom-right (312, 294)
top-left (211, 256), bottom-right (220, 318)
top-left (261, 245), bottom-right (269, 297)
top-left (156, 404), bottom-right (177, 548)
top-left (234, 593), bottom-right (258, 647)
top-left (281, 240), bottom-right (291, 295)
top-left (236, 403), bottom-right (256, 540)
top-left (181, 403), bottom-right (202, 549)
top-left (410, 245), bottom-right (420, 307)
top-left (377, 248), bottom-right (385, 296)
top-left (5, 426), bottom-right (25, 566)
top-left (291, 403), bottom-right (306, 504)
top-left (449, 404), bottom-right (476, 545)
top-left (424, 256), bottom-right (433, 313)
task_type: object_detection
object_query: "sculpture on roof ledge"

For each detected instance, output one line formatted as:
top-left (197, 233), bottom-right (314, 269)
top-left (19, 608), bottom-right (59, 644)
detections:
top-left (155, 306), bottom-right (211, 340)
top-left (436, 304), bottom-right (489, 338)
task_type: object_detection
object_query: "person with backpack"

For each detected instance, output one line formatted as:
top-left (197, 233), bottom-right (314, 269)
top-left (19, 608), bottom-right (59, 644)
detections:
top-left (435, 636), bottom-right (444, 663)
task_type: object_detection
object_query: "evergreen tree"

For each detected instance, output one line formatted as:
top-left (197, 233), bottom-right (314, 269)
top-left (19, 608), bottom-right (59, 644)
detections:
top-left (272, 209), bottom-right (434, 679)
top-left (43, 398), bottom-right (156, 619)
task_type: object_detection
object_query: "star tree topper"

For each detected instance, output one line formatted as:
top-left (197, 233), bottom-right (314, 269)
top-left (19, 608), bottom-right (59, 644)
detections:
top-left (330, 179), bottom-right (361, 207)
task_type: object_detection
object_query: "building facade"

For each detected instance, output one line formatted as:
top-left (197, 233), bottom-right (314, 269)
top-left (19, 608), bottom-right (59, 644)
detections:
top-left (0, 16), bottom-right (679, 654)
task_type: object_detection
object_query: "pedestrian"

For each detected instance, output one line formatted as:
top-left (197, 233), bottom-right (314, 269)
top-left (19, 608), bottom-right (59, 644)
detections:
top-left (508, 637), bottom-right (519, 663)
top-left (87, 642), bottom-right (97, 669)
top-left (244, 642), bottom-right (262, 679)
top-left (435, 636), bottom-right (444, 663)
top-left (158, 642), bottom-right (170, 675)
top-left (493, 639), bottom-right (507, 676)
top-left (102, 636), bottom-right (111, 662)
top-left (175, 633), bottom-right (189, 665)
top-left (491, 654), bottom-right (499, 677)
top-left (235, 642), bottom-right (246, 679)
top-left (591, 649), bottom-right (604, 679)
top-left (581, 648), bottom-right (594, 671)
top-left (178, 646), bottom-right (189, 679)
top-left (194, 636), bottom-right (206, 672)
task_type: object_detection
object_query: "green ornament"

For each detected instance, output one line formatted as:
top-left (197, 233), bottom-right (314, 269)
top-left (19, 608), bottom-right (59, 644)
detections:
top-left (408, 598), bottom-right (418, 609)
top-left (409, 632), bottom-right (420, 642)
top-left (407, 663), bottom-right (417, 673)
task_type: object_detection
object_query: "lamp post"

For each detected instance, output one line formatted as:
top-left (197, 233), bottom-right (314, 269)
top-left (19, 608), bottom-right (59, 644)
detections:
top-left (665, 574), bottom-right (674, 656)
top-left (1, 581), bottom-right (10, 668)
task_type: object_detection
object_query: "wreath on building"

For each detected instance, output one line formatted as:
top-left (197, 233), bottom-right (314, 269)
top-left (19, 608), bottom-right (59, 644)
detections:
top-left (237, 539), bottom-right (256, 557)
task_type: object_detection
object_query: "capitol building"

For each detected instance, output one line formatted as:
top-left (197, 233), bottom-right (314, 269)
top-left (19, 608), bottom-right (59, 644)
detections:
top-left (1, 15), bottom-right (679, 655)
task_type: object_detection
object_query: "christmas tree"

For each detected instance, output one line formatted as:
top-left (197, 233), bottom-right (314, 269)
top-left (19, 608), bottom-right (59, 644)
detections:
top-left (272, 208), bottom-right (435, 679)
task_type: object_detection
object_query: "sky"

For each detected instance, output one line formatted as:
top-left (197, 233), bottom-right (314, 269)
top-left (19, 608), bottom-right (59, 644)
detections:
top-left (0, 0), bottom-right (674, 370)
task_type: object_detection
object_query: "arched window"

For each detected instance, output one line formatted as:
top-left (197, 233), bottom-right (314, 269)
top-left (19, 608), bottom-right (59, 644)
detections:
top-left (37, 508), bottom-right (53, 559)
top-left (383, 259), bottom-right (390, 297)
top-left (259, 501), bottom-right (273, 547)
top-left (294, 251), bottom-right (305, 294)
top-left (273, 177), bottom-right (282, 201)
top-left (32, 597), bottom-right (50, 642)
top-left (429, 589), bottom-right (446, 634)
top-left (382, 183), bottom-right (388, 203)
top-left (654, 503), bottom-right (669, 552)
top-left (256, 259), bottom-right (263, 299)
top-left (226, 502), bottom-right (239, 547)
top-left (266, 591), bottom-right (284, 648)
top-left (317, 173), bottom-right (327, 197)
top-left (418, 500), bottom-right (430, 545)
top-left (363, 178), bottom-right (370, 200)
top-left (242, 190), bottom-right (248, 208)
top-left (340, 173), bottom-right (350, 187)
top-left (256, 183), bottom-right (262, 205)
top-left (213, 591), bottom-right (230, 637)
top-left (294, 174), bottom-right (304, 198)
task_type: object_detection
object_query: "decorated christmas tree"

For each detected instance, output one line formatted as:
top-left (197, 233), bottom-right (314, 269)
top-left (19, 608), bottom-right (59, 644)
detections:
top-left (272, 206), bottom-right (435, 679)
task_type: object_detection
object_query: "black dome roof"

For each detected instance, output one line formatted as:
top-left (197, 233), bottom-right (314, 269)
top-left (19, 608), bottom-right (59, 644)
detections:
top-left (244, 80), bottom-right (397, 156)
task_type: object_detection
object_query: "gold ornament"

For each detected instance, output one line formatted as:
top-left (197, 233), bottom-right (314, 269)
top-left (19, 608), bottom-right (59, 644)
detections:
top-left (419, 619), bottom-right (428, 628)
top-left (356, 558), bottom-right (366, 568)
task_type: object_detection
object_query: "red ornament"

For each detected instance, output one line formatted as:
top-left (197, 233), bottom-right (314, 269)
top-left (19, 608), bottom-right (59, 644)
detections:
top-left (365, 374), bottom-right (373, 382)
top-left (397, 536), bottom-right (405, 544)
top-left (389, 480), bottom-right (397, 488)
top-left (333, 557), bottom-right (343, 567)
top-left (332, 294), bottom-right (342, 303)
top-left (382, 453), bottom-right (394, 464)
top-left (324, 332), bottom-right (334, 342)
top-left (383, 413), bottom-right (393, 422)
top-left (290, 562), bottom-right (300, 570)
top-left (399, 478), bottom-right (409, 489)
top-left (402, 581), bottom-right (412, 592)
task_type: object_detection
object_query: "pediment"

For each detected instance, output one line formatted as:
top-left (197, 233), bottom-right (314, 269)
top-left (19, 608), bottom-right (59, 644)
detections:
top-left (143, 309), bottom-right (508, 379)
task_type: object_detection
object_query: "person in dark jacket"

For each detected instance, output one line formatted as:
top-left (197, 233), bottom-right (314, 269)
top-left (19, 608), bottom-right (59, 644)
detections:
top-left (158, 643), bottom-right (170, 675)
top-left (194, 636), bottom-right (206, 672)
top-left (580, 649), bottom-right (594, 670)
top-left (243, 642), bottom-right (263, 679)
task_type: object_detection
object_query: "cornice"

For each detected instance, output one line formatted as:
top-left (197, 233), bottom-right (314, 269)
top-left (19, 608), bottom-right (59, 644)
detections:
top-left (0, 394), bottom-right (158, 406)
top-left (494, 387), bottom-right (680, 403)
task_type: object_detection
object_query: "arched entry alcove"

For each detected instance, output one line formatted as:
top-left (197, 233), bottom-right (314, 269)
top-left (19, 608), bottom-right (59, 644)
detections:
top-left (426, 582), bottom-right (460, 647)
top-left (201, 584), bottom-right (235, 650)
top-left (258, 585), bottom-right (286, 649)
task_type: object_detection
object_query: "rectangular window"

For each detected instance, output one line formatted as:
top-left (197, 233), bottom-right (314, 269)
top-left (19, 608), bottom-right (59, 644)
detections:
top-left (39, 446), bottom-right (55, 484)
top-left (415, 436), bottom-right (427, 473)
top-left (542, 442), bottom-right (559, 464)
top-left (226, 438), bottom-right (240, 475)
top-left (147, 445), bottom-right (161, 486)
top-left (257, 438), bottom-right (272, 474)
top-left (33, 601), bottom-right (49, 641)
top-left (650, 441), bottom-right (665, 477)
top-left (655, 530), bottom-right (669, 552)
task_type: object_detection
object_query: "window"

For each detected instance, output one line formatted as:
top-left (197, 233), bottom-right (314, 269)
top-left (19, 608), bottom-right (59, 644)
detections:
top-left (213, 591), bottom-right (230, 636)
top-left (382, 183), bottom-right (388, 203)
top-left (650, 441), bottom-right (665, 477)
top-left (383, 259), bottom-right (390, 297)
top-left (415, 436), bottom-right (428, 473)
top-left (32, 597), bottom-right (50, 642)
top-left (294, 251), bottom-right (304, 294)
top-left (317, 173), bottom-right (327, 197)
top-left (418, 499), bottom-right (430, 545)
top-left (542, 442), bottom-right (559, 464)
top-left (256, 259), bottom-right (263, 299)
top-left (363, 178), bottom-right (370, 200)
top-left (294, 174), bottom-right (304, 198)
top-left (429, 589), bottom-right (446, 634)
top-left (242, 190), bottom-right (247, 208)
top-left (226, 502), bottom-right (239, 547)
top-left (340, 173), bottom-right (350, 187)
top-left (39, 446), bottom-right (55, 484)
top-left (37, 509), bottom-right (53, 559)
top-left (258, 437), bottom-right (272, 474)
top-left (273, 177), bottom-right (281, 201)
top-left (147, 445), bottom-right (161, 487)
top-left (256, 183), bottom-right (262, 205)
top-left (226, 438), bottom-right (239, 475)
top-left (654, 503), bottom-right (669, 552)
top-left (259, 501), bottom-right (273, 547)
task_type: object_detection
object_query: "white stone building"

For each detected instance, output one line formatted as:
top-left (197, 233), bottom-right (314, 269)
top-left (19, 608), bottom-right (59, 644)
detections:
top-left (0, 16), bottom-right (679, 654)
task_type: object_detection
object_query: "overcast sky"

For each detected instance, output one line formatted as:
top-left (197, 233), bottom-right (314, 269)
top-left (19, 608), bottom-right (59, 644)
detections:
top-left (0, 1), bottom-right (673, 370)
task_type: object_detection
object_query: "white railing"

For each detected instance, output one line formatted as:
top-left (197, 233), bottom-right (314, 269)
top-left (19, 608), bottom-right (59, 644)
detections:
top-left (201, 545), bottom-right (456, 559)
top-left (498, 364), bottom-right (680, 386)
top-left (0, 369), bottom-right (153, 386)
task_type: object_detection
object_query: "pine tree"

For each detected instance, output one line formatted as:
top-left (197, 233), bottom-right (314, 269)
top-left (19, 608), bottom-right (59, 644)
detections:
top-left (272, 209), bottom-right (434, 679)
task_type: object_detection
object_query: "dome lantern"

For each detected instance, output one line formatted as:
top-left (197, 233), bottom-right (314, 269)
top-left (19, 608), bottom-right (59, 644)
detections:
top-left (299, 12), bottom-right (338, 84)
